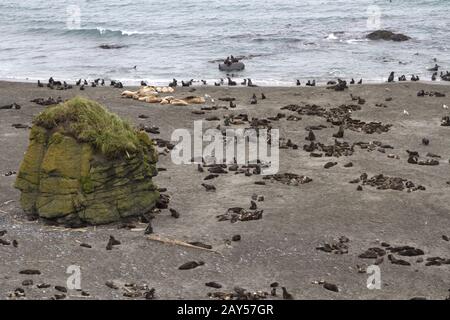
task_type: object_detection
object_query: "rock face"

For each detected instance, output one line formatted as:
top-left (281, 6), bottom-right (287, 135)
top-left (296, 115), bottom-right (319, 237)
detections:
top-left (219, 62), bottom-right (245, 72)
top-left (366, 30), bottom-right (411, 42)
top-left (14, 97), bottom-right (159, 226)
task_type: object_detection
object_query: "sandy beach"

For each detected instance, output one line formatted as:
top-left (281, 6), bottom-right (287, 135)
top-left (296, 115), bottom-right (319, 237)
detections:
top-left (0, 80), bottom-right (449, 300)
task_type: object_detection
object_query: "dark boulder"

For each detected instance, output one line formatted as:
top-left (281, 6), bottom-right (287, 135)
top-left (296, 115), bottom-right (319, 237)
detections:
top-left (366, 30), bottom-right (410, 42)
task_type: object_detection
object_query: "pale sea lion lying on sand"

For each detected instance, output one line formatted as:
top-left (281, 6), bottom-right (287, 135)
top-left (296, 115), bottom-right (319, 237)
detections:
top-left (122, 86), bottom-right (205, 106)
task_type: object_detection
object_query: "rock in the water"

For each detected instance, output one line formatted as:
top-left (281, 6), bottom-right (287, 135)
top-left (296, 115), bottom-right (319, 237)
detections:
top-left (366, 30), bottom-right (411, 42)
top-left (14, 97), bottom-right (159, 226)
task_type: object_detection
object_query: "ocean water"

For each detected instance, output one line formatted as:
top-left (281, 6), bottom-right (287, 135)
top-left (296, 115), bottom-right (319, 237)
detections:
top-left (0, 0), bottom-right (449, 86)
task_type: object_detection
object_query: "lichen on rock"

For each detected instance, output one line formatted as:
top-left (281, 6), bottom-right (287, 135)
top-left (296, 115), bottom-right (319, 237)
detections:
top-left (14, 97), bottom-right (159, 226)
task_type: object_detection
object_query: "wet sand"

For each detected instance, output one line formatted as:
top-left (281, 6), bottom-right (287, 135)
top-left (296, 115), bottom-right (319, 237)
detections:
top-left (0, 80), bottom-right (449, 300)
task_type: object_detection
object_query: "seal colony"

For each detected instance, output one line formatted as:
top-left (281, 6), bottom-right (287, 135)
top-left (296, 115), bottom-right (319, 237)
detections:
top-left (0, 80), bottom-right (449, 300)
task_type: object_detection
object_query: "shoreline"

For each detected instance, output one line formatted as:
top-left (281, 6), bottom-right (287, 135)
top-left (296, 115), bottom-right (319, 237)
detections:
top-left (1, 78), bottom-right (450, 89)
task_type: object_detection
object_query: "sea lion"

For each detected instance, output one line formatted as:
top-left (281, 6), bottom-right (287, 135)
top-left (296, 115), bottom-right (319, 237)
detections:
top-left (145, 96), bottom-right (162, 103)
top-left (184, 96), bottom-right (206, 104)
top-left (137, 87), bottom-right (158, 96)
top-left (171, 99), bottom-right (189, 106)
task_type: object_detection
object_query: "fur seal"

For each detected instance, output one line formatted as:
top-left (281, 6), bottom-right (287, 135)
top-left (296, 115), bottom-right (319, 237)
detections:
top-left (247, 78), bottom-right (257, 87)
top-left (37, 80), bottom-right (43, 88)
top-left (296, 80), bottom-right (301, 86)
top-left (428, 64), bottom-right (439, 72)
top-left (227, 77), bottom-right (237, 86)
top-left (169, 79), bottom-right (178, 87)
top-left (388, 72), bottom-right (395, 82)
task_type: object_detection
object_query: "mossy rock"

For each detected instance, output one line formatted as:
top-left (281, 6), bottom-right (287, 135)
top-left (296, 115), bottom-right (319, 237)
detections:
top-left (14, 97), bottom-right (159, 226)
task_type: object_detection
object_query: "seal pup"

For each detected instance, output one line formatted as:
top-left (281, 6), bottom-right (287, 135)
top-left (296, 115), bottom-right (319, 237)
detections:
top-left (250, 94), bottom-right (257, 105)
top-left (431, 72), bottom-right (437, 81)
top-left (141, 81), bottom-right (147, 86)
top-left (214, 82), bottom-right (221, 86)
top-left (388, 71), bottom-right (395, 82)
top-left (333, 126), bottom-right (344, 138)
top-left (181, 80), bottom-right (190, 87)
top-left (261, 93), bottom-right (266, 100)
